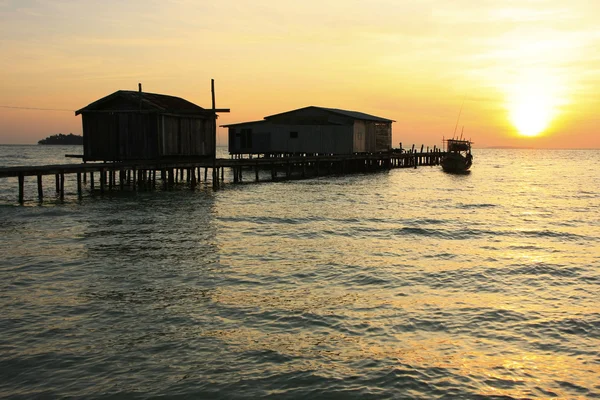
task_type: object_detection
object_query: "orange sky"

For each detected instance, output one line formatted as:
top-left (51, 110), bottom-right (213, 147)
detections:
top-left (1, 0), bottom-right (599, 148)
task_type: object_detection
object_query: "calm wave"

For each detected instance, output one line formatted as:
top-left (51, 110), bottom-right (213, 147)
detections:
top-left (1, 145), bottom-right (599, 398)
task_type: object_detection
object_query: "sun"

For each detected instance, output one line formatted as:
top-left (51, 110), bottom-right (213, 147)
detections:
top-left (506, 71), bottom-right (563, 137)
top-left (510, 92), bottom-right (553, 137)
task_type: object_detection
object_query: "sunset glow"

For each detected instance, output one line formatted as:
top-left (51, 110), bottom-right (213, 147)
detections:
top-left (507, 72), bottom-right (564, 137)
top-left (0, 1), bottom-right (599, 148)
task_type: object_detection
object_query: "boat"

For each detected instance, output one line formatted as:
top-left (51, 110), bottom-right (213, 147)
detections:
top-left (441, 138), bottom-right (473, 173)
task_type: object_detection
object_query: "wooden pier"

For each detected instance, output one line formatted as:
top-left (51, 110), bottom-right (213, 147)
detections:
top-left (0, 147), bottom-right (444, 204)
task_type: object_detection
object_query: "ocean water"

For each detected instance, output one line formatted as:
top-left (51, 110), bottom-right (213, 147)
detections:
top-left (0, 145), bottom-right (599, 399)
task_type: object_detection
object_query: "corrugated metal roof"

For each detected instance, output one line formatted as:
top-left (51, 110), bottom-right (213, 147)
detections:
top-left (318, 107), bottom-right (394, 123)
top-left (222, 106), bottom-right (394, 127)
top-left (221, 120), bottom-right (268, 128)
top-left (265, 106), bottom-right (394, 123)
top-left (76, 90), bottom-right (207, 115)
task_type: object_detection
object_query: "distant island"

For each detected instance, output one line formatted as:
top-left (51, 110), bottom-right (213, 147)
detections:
top-left (38, 133), bottom-right (83, 145)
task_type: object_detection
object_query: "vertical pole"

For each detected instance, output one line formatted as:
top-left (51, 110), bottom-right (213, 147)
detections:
top-left (60, 172), bottom-right (65, 200)
top-left (90, 171), bottom-right (95, 190)
top-left (18, 173), bottom-right (24, 204)
top-left (211, 79), bottom-right (218, 188)
top-left (100, 169), bottom-right (105, 194)
top-left (37, 174), bottom-right (43, 201)
top-left (77, 172), bottom-right (82, 197)
top-left (55, 173), bottom-right (60, 193)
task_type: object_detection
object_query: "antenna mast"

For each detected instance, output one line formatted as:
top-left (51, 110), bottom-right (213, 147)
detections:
top-left (452, 97), bottom-right (466, 138)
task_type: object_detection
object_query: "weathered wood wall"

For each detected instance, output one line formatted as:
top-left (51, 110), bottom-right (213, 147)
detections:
top-left (229, 123), bottom-right (354, 154)
top-left (162, 116), bottom-right (213, 157)
top-left (83, 113), bottom-right (214, 161)
top-left (83, 113), bottom-right (159, 161)
top-left (363, 121), bottom-right (392, 152)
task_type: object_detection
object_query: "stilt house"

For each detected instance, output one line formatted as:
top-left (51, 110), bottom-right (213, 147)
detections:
top-left (223, 106), bottom-right (394, 155)
top-left (75, 86), bottom-right (228, 162)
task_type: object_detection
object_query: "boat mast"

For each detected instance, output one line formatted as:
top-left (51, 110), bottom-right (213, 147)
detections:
top-left (452, 98), bottom-right (465, 139)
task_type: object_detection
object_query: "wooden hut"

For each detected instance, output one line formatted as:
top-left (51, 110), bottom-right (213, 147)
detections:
top-left (223, 106), bottom-right (393, 156)
top-left (75, 86), bottom-right (228, 162)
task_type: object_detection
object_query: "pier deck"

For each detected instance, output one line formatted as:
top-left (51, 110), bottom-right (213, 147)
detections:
top-left (0, 149), bottom-right (445, 203)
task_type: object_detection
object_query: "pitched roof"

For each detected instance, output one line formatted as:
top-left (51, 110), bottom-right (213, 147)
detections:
top-left (75, 90), bottom-right (206, 115)
top-left (265, 106), bottom-right (394, 123)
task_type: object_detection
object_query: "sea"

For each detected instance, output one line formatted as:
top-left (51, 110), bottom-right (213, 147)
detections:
top-left (0, 145), bottom-right (599, 399)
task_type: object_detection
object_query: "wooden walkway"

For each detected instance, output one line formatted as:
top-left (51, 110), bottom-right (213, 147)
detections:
top-left (0, 149), bottom-right (444, 203)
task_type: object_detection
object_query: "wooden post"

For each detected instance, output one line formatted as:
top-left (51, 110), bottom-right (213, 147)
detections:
top-left (221, 166), bottom-right (224, 181)
top-left (77, 172), bottom-right (82, 197)
top-left (18, 173), bottom-right (24, 204)
top-left (132, 167), bottom-right (137, 187)
top-left (108, 169), bottom-right (113, 191)
top-left (55, 173), bottom-right (60, 193)
top-left (37, 174), bottom-right (43, 200)
top-left (100, 169), bottom-right (105, 194)
top-left (233, 167), bottom-right (238, 183)
top-left (83, 171), bottom-right (87, 184)
top-left (60, 172), bottom-right (65, 200)
top-left (204, 168), bottom-right (208, 181)
top-left (90, 171), bottom-right (95, 190)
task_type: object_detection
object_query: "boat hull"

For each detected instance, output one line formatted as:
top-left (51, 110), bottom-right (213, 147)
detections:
top-left (441, 153), bottom-right (472, 173)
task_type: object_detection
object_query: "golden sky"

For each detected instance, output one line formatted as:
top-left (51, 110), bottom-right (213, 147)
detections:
top-left (1, 0), bottom-right (599, 148)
